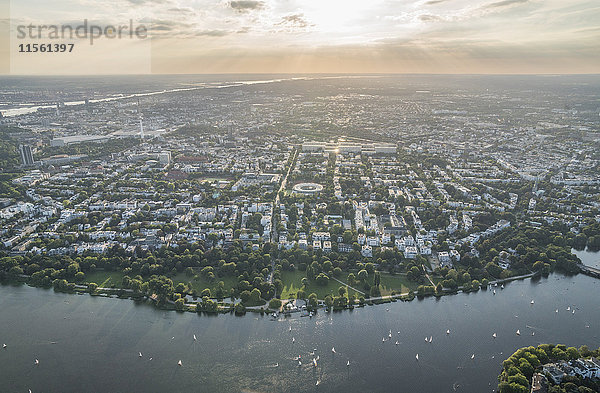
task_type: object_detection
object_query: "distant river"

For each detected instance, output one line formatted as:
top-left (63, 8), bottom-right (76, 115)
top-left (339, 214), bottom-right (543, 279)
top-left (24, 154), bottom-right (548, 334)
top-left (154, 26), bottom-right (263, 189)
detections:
top-left (0, 273), bottom-right (599, 393)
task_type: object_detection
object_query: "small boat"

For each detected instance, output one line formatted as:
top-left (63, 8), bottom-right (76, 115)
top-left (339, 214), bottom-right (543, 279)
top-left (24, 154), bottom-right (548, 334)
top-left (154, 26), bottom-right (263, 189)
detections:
top-left (139, 352), bottom-right (143, 357)
top-left (471, 354), bottom-right (475, 360)
top-left (395, 341), bottom-right (399, 345)
top-left (501, 284), bottom-right (504, 289)
top-left (446, 329), bottom-right (450, 335)
top-left (532, 332), bottom-right (535, 336)
top-left (2, 344), bottom-right (6, 349)
top-left (567, 306), bottom-right (571, 311)
top-left (492, 333), bottom-right (497, 338)
top-left (415, 354), bottom-right (419, 361)
top-left (309, 312), bottom-right (313, 318)
top-left (382, 337), bottom-right (385, 342)
top-left (424, 337), bottom-right (428, 342)
top-left (292, 337), bottom-right (295, 343)
top-left (149, 357), bottom-right (153, 361)
top-left (178, 360), bottom-right (182, 366)
top-left (332, 347), bottom-right (336, 353)
top-left (289, 326), bottom-right (292, 332)
top-left (315, 380), bottom-right (320, 386)
top-left (193, 334), bottom-right (197, 341)
top-left (516, 330), bottom-right (521, 336)
top-left (493, 290), bottom-right (496, 295)
top-left (347, 360), bottom-right (350, 367)
top-left (429, 336), bottom-right (433, 343)
top-left (388, 332), bottom-right (392, 338)
top-left (298, 360), bottom-right (302, 366)
top-left (572, 310), bottom-right (575, 314)
top-left (530, 300), bottom-right (534, 305)
top-left (555, 309), bottom-right (559, 313)
top-left (34, 359), bottom-right (39, 365)
top-left (273, 363), bottom-right (279, 367)
top-left (313, 358), bottom-right (317, 367)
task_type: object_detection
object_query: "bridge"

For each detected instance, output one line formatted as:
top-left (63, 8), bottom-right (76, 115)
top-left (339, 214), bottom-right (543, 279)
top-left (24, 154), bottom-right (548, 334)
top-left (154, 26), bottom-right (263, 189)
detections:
top-left (580, 264), bottom-right (600, 279)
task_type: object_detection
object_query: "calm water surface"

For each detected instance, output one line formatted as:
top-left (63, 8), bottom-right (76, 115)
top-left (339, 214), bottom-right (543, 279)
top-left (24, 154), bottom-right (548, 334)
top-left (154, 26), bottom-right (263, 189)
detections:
top-left (1, 273), bottom-right (599, 393)
top-left (573, 248), bottom-right (600, 269)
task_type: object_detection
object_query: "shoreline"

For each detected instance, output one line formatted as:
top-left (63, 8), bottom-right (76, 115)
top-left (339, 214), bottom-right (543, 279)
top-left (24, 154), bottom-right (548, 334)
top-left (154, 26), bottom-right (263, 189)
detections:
top-left (0, 269), bottom-right (561, 316)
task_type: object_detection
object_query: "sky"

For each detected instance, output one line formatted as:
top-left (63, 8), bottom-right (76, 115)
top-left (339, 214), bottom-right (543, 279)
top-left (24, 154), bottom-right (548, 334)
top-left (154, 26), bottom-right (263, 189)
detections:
top-left (5, 0), bottom-right (600, 74)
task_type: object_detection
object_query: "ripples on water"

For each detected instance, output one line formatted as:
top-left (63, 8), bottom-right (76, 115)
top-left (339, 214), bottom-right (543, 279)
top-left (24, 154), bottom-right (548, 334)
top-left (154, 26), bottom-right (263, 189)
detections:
top-left (0, 273), bottom-right (598, 393)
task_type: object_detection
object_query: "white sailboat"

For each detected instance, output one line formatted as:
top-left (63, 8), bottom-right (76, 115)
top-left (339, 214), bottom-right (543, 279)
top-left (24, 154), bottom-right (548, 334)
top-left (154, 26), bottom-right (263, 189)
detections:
top-left (555, 309), bottom-right (559, 313)
top-left (429, 336), bottom-right (433, 343)
top-left (313, 358), bottom-right (317, 367)
top-left (446, 329), bottom-right (450, 335)
top-left (415, 354), bottom-right (419, 361)
top-left (395, 341), bottom-right (399, 345)
top-left (471, 354), bottom-right (475, 360)
top-left (493, 290), bottom-right (496, 295)
top-left (331, 347), bottom-right (336, 354)
top-left (139, 352), bottom-right (143, 357)
top-left (492, 333), bottom-right (497, 338)
top-left (530, 300), bottom-right (534, 305)
top-left (315, 380), bottom-right (320, 386)
top-left (178, 360), bottom-right (182, 366)
top-left (2, 344), bottom-right (6, 349)
top-left (347, 360), bottom-right (350, 367)
top-left (34, 359), bottom-right (39, 365)
top-left (516, 329), bottom-right (521, 336)
top-left (193, 334), bottom-right (197, 341)
top-left (298, 360), bottom-right (302, 366)
top-left (292, 337), bottom-right (295, 343)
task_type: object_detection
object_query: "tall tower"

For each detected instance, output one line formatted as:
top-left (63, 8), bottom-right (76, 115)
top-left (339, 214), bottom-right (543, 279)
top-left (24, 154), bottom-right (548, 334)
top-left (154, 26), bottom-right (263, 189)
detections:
top-left (139, 116), bottom-right (144, 141)
top-left (19, 144), bottom-right (35, 166)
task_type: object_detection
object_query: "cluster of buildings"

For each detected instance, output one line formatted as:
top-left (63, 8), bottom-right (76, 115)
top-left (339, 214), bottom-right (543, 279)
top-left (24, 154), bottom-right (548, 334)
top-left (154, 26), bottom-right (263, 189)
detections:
top-left (1, 75), bottom-right (598, 271)
top-left (530, 358), bottom-right (600, 392)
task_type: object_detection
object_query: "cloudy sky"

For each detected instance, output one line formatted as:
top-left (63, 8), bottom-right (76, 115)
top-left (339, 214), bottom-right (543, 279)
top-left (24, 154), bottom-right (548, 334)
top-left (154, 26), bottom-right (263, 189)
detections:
top-left (7, 0), bottom-right (600, 74)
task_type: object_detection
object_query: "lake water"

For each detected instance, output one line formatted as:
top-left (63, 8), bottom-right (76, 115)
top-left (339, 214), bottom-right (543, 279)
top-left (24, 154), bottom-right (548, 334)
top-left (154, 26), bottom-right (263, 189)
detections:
top-left (1, 273), bottom-right (599, 393)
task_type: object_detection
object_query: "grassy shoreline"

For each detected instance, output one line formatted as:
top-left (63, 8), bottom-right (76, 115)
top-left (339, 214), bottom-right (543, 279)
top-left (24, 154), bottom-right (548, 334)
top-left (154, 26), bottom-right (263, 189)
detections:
top-left (0, 269), bottom-right (547, 316)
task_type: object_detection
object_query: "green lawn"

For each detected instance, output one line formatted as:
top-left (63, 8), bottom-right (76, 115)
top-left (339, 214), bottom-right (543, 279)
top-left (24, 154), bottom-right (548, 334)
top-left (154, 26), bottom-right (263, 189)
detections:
top-left (279, 270), bottom-right (306, 299)
top-left (378, 273), bottom-right (417, 296)
top-left (279, 270), bottom-right (361, 300)
top-left (171, 272), bottom-right (238, 296)
top-left (84, 270), bottom-right (125, 288)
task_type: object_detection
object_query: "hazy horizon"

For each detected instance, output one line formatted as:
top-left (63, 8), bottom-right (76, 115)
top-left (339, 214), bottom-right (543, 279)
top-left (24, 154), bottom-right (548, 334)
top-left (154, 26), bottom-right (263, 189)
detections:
top-left (3, 0), bottom-right (599, 75)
